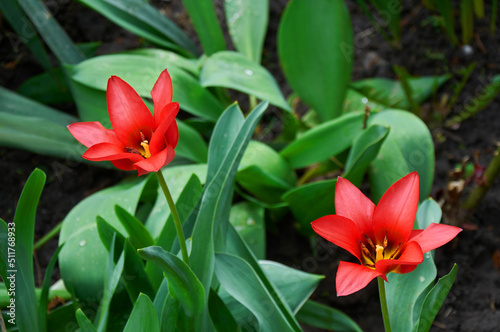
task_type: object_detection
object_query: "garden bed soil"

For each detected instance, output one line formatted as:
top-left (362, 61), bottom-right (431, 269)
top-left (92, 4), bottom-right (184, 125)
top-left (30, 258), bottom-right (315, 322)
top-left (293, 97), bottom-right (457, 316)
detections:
top-left (1, 0), bottom-right (500, 331)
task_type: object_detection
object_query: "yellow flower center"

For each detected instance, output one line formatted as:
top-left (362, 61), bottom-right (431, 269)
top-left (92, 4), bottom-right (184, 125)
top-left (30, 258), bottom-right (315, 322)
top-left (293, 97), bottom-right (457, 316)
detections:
top-left (360, 233), bottom-right (402, 269)
top-left (140, 140), bottom-right (151, 159)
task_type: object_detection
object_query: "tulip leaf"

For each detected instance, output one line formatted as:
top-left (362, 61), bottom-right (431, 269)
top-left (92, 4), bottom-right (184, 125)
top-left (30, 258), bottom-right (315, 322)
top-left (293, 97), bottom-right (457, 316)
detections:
top-left (200, 51), bottom-right (290, 111)
top-left (17, 68), bottom-right (73, 105)
top-left (10, 169), bottom-right (46, 332)
top-left (176, 121), bottom-right (209, 164)
top-left (76, 309), bottom-right (98, 332)
top-left (350, 75), bottom-right (451, 110)
top-left (69, 54), bottom-right (224, 122)
top-left (0, 220), bottom-right (8, 285)
top-left (123, 293), bottom-right (160, 332)
top-left (281, 179), bottom-right (337, 235)
top-left (343, 124), bottom-right (390, 186)
top-left (180, 0), bottom-right (226, 55)
top-left (208, 289), bottom-right (239, 332)
top-left (224, 0), bottom-right (269, 63)
top-left (138, 246), bottom-right (205, 317)
top-left (412, 264), bottom-right (458, 332)
top-left (229, 201), bottom-right (266, 260)
top-left (280, 112), bottom-right (365, 169)
top-left (278, 0), bottom-right (353, 121)
top-left (125, 48), bottom-right (202, 76)
top-left (214, 253), bottom-right (300, 331)
top-left (78, 0), bottom-right (198, 56)
top-left (38, 245), bottom-right (64, 331)
top-left (237, 140), bottom-right (296, 203)
top-left (368, 110), bottom-right (434, 202)
top-left (296, 300), bottom-right (362, 332)
top-left (343, 89), bottom-right (387, 113)
top-left (114, 205), bottom-right (154, 249)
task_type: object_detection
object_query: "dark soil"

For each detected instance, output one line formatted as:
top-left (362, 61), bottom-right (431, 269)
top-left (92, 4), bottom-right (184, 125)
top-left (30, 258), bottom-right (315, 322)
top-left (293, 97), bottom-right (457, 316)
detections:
top-left (1, 0), bottom-right (499, 331)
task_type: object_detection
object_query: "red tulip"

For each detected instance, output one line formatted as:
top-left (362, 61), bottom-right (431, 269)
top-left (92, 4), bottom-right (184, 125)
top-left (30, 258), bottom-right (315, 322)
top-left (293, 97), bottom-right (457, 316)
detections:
top-left (68, 69), bottom-right (179, 176)
top-left (311, 172), bottom-right (462, 296)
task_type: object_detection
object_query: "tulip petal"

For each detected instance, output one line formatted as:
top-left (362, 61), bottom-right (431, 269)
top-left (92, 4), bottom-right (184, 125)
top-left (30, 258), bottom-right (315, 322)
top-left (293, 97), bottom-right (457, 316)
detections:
top-left (311, 215), bottom-right (362, 261)
top-left (149, 103), bottom-right (179, 154)
top-left (335, 177), bottom-right (376, 237)
top-left (409, 223), bottom-right (462, 253)
top-left (111, 159), bottom-right (136, 171)
top-left (336, 261), bottom-right (386, 296)
top-left (107, 76), bottom-right (155, 146)
top-left (83, 143), bottom-right (143, 162)
top-left (133, 145), bottom-right (175, 176)
top-left (166, 120), bottom-right (179, 149)
top-left (68, 122), bottom-right (122, 148)
top-left (375, 241), bottom-right (423, 275)
top-left (151, 69), bottom-right (173, 123)
top-left (373, 172), bottom-right (419, 244)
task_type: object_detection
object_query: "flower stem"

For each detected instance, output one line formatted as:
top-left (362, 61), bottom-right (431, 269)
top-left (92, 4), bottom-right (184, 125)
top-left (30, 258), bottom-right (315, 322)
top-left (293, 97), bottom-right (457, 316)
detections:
top-left (33, 221), bottom-right (62, 250)
top-left (155, 171), bottom-right (189, 265)
top-left (378, 278), bottom-right (392, 332)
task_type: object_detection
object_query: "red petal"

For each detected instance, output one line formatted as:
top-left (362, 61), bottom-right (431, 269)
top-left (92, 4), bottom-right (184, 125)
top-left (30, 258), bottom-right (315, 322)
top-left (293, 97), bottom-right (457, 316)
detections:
top-left (375, 241), bottom-right (423, 275)
top-left (68, 122), bottom-right (122, 147)
top-left (311, 215), bottom-right (362, 261)
top-left (373, 172), bottom-right (419, 244)
top-left (166, 120), bottom-right (179, 149)
top-left (133, 145), bottom-right (175, 176)
top-left (83, 143), bottom-right (143, 162)
top-left (409, 223), bottom-right (462, 253)
top-left (149, 103), bottom-right (179, 154)
top-left (151, 69), bottom-right (173, 124)
top-left (336, 261), bottom-right (386, 296)
top-left (107, 76), bottom-right (155, 146)
top-left (335, 177), bottom-right (376, 238)
top-left (111, 159), bottom-right (136, 171)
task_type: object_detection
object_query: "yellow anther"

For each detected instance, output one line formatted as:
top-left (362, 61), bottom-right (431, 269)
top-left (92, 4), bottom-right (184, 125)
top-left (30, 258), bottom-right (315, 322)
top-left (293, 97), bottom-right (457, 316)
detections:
top-left (140, 140), bottom-right (151, 158)
top-left (375, 244), bottom-right (385, 262)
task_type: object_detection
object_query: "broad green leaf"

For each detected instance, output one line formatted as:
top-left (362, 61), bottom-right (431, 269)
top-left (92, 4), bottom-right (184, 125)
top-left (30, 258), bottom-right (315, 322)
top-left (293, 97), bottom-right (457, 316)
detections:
top-left (0, 0), bottom-right (52, 70)
top-left (385, 199), bottom-right (442, 332)
top-left (278, 0), bottom-right (353, 121)
top-left (78, 0), bottom-right (198, 56)
top-left (181, 0), bottom-right (226, 55)
top-left (343, 89), bottom-right (387, 113)
top-left (138, 246), bottom-right (205, 317)
top-left (123, 293), bottom-right (160, 332)
top-left (38, 245), bottom-right (64, 332)
top-left (0, 220), bottom-right (9, 284)
top-left (200, 51), bottom-right (290, 111)
top-left (368, 110), bottom-right (434, 202)
top-left (47, 303), bottom-right (79, 332)
top-left (17, 68), bottom-right (74, 105)
top-left (229, 202), bottom-right (266, 260)
top-left (413, 264), bottom-right (458, 332)
top-left (69, 54), bottom-right (224, 122)
top-left (343, 124), bottom-right (390, 186)
top-left (224, 0), bottom-right (269, 63)
top-left (208, 289), bottom-right (239, 332)
top-left (281, 179), bottom-right (336, 235)
top-left (237, 140), bottom-right (296, 203)
top-left (280, 112), bottom-right (364, 169)
top-left (12, 169), bottom-right (46, 332)
top-left (18, 0), bottom-right (84, 65)
top-left (115, 205), bottom-right (154, 249)
top-left (214, 253), bottom-right (299, 331)
top-left (350, 75), bottom-right (451, 110)
top-left (296, 300), bottom-right (362, 332)
top-left (76, 309), bottom-right (98, 332)
top-left (176, 121), bottom-right (209, 164)
top-left (125, 48), bottom-right (202, 76)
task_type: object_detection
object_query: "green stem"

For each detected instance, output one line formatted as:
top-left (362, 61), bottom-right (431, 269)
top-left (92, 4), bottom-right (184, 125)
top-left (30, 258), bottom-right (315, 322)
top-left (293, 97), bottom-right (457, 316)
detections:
top-left (155, 171), bottom-right (189, 265)
top-left (34, 222), bottom-right (62, 251)
top-left (378, 278), bottom-right (392, 332)
top-left (249, 95), bottom-right (257, 110)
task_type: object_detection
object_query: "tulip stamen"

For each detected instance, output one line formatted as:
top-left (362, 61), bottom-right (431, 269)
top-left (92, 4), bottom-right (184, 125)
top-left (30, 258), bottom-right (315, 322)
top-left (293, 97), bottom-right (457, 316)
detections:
top-left (140, 140), bottom-right (152, 159)
top-left (389, 243), bottom-right (402, 259)
top-left (124, 147), bottom-right (142, 155)
top-left (364, 234), bottom-right (376, 250)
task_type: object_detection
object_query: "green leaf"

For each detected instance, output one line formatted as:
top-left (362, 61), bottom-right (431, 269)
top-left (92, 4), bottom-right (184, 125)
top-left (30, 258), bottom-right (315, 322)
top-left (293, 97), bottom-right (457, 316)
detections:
top-left (69, 54), bottom-right (224, 122)
top-left (343, 124), bottom-right (390, 186)
top-left (18, 0), bottom-right (84, 65)
top-left (413, 265), bottom-right (458, 332)
top-left (208, 289), bottom-right (239, 332)
top-left (434, 0), bottom-right (459, 45)
top-left (17, 68), bottom-right (73, 105)
top-left (38, 245), bottom-right (64, 332)
top-left (181, 0), bottom-right (226, 55)
top-left (123, 293), bottom-right (160, 332)
top-left (115, 205), bottom-right (154, 249)
top-left (200, 51), bottom-right (290, 111)
top-left (369, 0), bottom-right (402, 41)
top-left (12, 169), bottom-right (46, 332)
top-left (278, 0), bottom-right (353, 121)
top-left (76, 309), bottom-right (98, 332)
top-left (350, 75), bottom-right (451, 110)
top-left (281, 179), bottom-right (336, 235)
top-left (177, 121), bottom-right (209, 164)
top-left (280, 112), bottom-right (364, 169)
top-left (296, 300), bottom-right (362, 332)
top-left (0, 220), bottom-right (9, 285)
top-left (224, 0), bottom-right (269, 62)
top-left (124, 48), bottom-right (202, 76)
top-left (138, 246), bottom-right (205, 317)
top-left (343, 89), bottom-right (387, 113)
top-left (214, 253), bottom-right (300, 331)
top-left (78, 0), bottom-right (198, 56)
top-left (229, 202), bottom-right (266, 260)
top-left (368, 110), bottom-right (434, 202)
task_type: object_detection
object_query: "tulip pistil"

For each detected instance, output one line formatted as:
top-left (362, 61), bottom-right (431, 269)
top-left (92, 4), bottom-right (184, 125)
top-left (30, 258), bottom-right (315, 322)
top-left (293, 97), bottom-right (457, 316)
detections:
top-left (140, 140), bottom-right (151, 159)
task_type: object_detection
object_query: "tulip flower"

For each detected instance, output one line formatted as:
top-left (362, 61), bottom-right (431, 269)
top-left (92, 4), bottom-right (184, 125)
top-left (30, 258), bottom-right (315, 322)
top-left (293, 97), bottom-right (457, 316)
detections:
top-left (68, 69), bottom-right (179, 176)
top-left (311, 172), bottom-right (462, 297)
